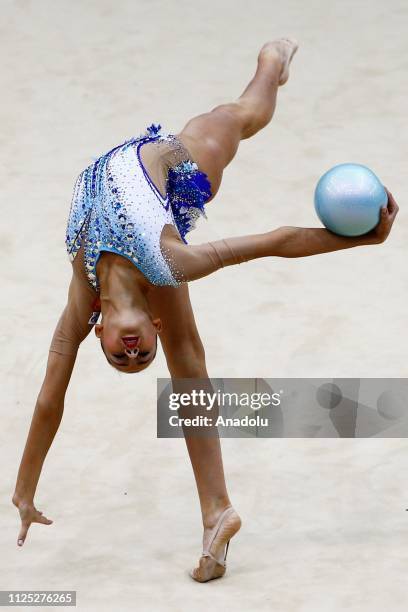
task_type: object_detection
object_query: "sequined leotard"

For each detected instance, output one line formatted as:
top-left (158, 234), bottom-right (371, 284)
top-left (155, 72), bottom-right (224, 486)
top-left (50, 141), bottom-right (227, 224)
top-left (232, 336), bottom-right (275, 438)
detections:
top-left (65, 124), bottom-right (212, 291)
top-left (50, 123), bottom-right (281, 357)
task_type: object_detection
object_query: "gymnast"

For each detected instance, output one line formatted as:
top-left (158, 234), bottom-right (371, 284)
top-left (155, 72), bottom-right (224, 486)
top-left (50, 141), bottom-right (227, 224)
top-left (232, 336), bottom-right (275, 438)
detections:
top-left (12, 38), bottom-right (399, 582)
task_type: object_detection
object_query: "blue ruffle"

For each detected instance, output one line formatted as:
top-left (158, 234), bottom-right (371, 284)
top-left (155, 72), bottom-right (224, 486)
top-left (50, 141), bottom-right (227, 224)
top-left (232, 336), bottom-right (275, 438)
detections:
top-left (137, 123), bottom-right (212, 241)
top-left (93, 124), bottom-right (212, 243)
top-left (167, 160), bottom-right (212, 242)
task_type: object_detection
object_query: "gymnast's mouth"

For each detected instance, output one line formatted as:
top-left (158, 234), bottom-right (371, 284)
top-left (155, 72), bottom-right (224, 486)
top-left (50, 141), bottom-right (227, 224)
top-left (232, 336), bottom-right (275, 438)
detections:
top-left (122, 336), bottom-right (140, 349)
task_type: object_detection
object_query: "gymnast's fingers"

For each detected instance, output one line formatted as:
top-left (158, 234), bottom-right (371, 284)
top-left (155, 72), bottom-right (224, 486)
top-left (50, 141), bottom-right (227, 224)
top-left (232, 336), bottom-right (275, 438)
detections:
top-left (384, 187), bottom-right (399, 215)
top-left (17, 522), bottom-right (30, 547)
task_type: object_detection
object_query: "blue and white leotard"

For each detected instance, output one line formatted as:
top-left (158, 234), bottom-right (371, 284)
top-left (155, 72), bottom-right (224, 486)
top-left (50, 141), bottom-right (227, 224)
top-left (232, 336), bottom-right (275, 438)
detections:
top-left (65, 124), bottom-right (212, 291)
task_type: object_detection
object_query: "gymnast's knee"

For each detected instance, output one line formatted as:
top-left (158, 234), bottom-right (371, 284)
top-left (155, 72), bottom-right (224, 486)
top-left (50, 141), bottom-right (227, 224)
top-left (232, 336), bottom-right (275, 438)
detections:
top-left (210, 102), bottom-right (247, 133)
top-left (170, 341), bottom-right (207, 377)
top-left (213, 100), bottom-right (269, 138)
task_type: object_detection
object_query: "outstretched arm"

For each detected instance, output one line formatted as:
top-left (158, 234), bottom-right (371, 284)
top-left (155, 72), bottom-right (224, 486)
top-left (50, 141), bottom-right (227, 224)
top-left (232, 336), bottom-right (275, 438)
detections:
top-left (179, 188), bottom-right (399, 282)
top-left (12, 270), bottom-right (97, 546)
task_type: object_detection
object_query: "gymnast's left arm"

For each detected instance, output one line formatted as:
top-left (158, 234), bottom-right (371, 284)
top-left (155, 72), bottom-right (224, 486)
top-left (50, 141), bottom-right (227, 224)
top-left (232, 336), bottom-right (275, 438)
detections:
top-left (178, 188), bottom-right (399, 281)
top-left (12, 271), bottom-right (97, 546)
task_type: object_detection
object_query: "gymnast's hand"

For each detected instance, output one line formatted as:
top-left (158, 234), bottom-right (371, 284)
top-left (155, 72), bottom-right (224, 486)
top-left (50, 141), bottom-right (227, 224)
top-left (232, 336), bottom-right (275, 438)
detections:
top-left (13, 496), bottom-right (53, 547)
top-left (366, 187), bottom-right (399, 244)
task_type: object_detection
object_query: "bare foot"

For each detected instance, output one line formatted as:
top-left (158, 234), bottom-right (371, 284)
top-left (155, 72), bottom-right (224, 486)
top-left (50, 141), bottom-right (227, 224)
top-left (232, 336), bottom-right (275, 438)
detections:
top-left (190, 506), bottom-right (242, 583)
top-left (259, 37), bottom-right (299, 86)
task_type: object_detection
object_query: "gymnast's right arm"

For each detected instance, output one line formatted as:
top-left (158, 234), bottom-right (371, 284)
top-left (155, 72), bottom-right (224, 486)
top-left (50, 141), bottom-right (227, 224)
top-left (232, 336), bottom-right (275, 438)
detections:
top-left (12, 269), bottom-right (96, 546)
top-left (178, 188), bottom-right (399, 281)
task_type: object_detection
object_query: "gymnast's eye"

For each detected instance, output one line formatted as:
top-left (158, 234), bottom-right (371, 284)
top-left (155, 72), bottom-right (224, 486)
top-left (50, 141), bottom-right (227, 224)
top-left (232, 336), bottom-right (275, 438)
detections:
top-left (112, 353), bottom-right (126, 359)
top-left (139, 351), bottom-right (150, 358)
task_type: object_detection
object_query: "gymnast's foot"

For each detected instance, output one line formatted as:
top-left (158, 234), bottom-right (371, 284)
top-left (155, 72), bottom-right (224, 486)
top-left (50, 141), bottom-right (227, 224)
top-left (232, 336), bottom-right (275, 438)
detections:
top-left (190, 506), bottom-right (242, 583)
top-left (259, 37), bottom-right (299, 86)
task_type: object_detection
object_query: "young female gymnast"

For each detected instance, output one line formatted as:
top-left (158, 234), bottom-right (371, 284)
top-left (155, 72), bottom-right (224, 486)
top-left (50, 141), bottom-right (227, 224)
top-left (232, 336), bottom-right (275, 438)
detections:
top-left (12, 38), bottom-right (399, 583)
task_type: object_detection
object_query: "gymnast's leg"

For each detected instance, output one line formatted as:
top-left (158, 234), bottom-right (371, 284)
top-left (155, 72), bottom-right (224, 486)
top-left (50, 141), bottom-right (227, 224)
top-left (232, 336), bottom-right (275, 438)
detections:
top-left (148, 284), bottom-right (238, 581)
top-left (176, 38), bottom-right (298, 200)
top-left (149, 284), bottom-right (231, 526)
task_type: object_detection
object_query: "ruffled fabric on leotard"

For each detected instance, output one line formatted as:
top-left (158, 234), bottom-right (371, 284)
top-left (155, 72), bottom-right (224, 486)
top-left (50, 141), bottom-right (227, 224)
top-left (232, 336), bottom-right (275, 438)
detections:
top-left (167, 158), bottom-right (212, 242)
top-left (148, 123), bottom-right (212, 242)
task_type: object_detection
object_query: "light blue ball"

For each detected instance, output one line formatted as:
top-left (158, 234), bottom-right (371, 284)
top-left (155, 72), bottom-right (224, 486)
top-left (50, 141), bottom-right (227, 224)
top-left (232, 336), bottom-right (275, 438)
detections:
top-left (314, 163), bottom-right (387, 237)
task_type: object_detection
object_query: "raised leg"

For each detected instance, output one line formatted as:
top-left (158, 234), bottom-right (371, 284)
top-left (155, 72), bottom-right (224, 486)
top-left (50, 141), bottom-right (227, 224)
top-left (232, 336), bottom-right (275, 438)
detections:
top-left (176, 38), bottom-right (298, 200)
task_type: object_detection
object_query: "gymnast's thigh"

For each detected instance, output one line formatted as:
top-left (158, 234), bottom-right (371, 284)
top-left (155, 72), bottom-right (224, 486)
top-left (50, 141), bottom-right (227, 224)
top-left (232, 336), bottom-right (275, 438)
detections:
top-left (176, 104), bottom-right (244, 202)
top-left (147, 283), bottom-right (205, 360)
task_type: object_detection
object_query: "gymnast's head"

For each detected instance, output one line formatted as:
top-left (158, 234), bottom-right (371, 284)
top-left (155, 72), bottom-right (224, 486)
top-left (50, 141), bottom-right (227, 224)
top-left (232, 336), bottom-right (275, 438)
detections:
top-left (94, 305), bottom-right (162, 373)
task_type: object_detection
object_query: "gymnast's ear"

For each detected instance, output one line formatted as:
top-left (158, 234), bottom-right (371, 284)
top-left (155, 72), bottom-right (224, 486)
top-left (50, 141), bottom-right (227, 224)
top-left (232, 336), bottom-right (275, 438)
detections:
top-left (152, 318), bottom-right (162, 333)
top-left (94, 324), bottom-right (103, 338)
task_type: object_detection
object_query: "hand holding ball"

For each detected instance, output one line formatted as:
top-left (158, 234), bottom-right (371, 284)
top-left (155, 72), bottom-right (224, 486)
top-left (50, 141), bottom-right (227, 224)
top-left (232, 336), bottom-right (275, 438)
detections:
top-left (314, 163), bottom-right (388, 237)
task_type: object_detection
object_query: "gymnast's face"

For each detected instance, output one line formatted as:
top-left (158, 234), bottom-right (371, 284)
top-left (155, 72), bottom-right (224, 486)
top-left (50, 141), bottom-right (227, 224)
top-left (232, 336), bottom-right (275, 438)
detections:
top-left (94, 309), bottom-right (162, 373)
